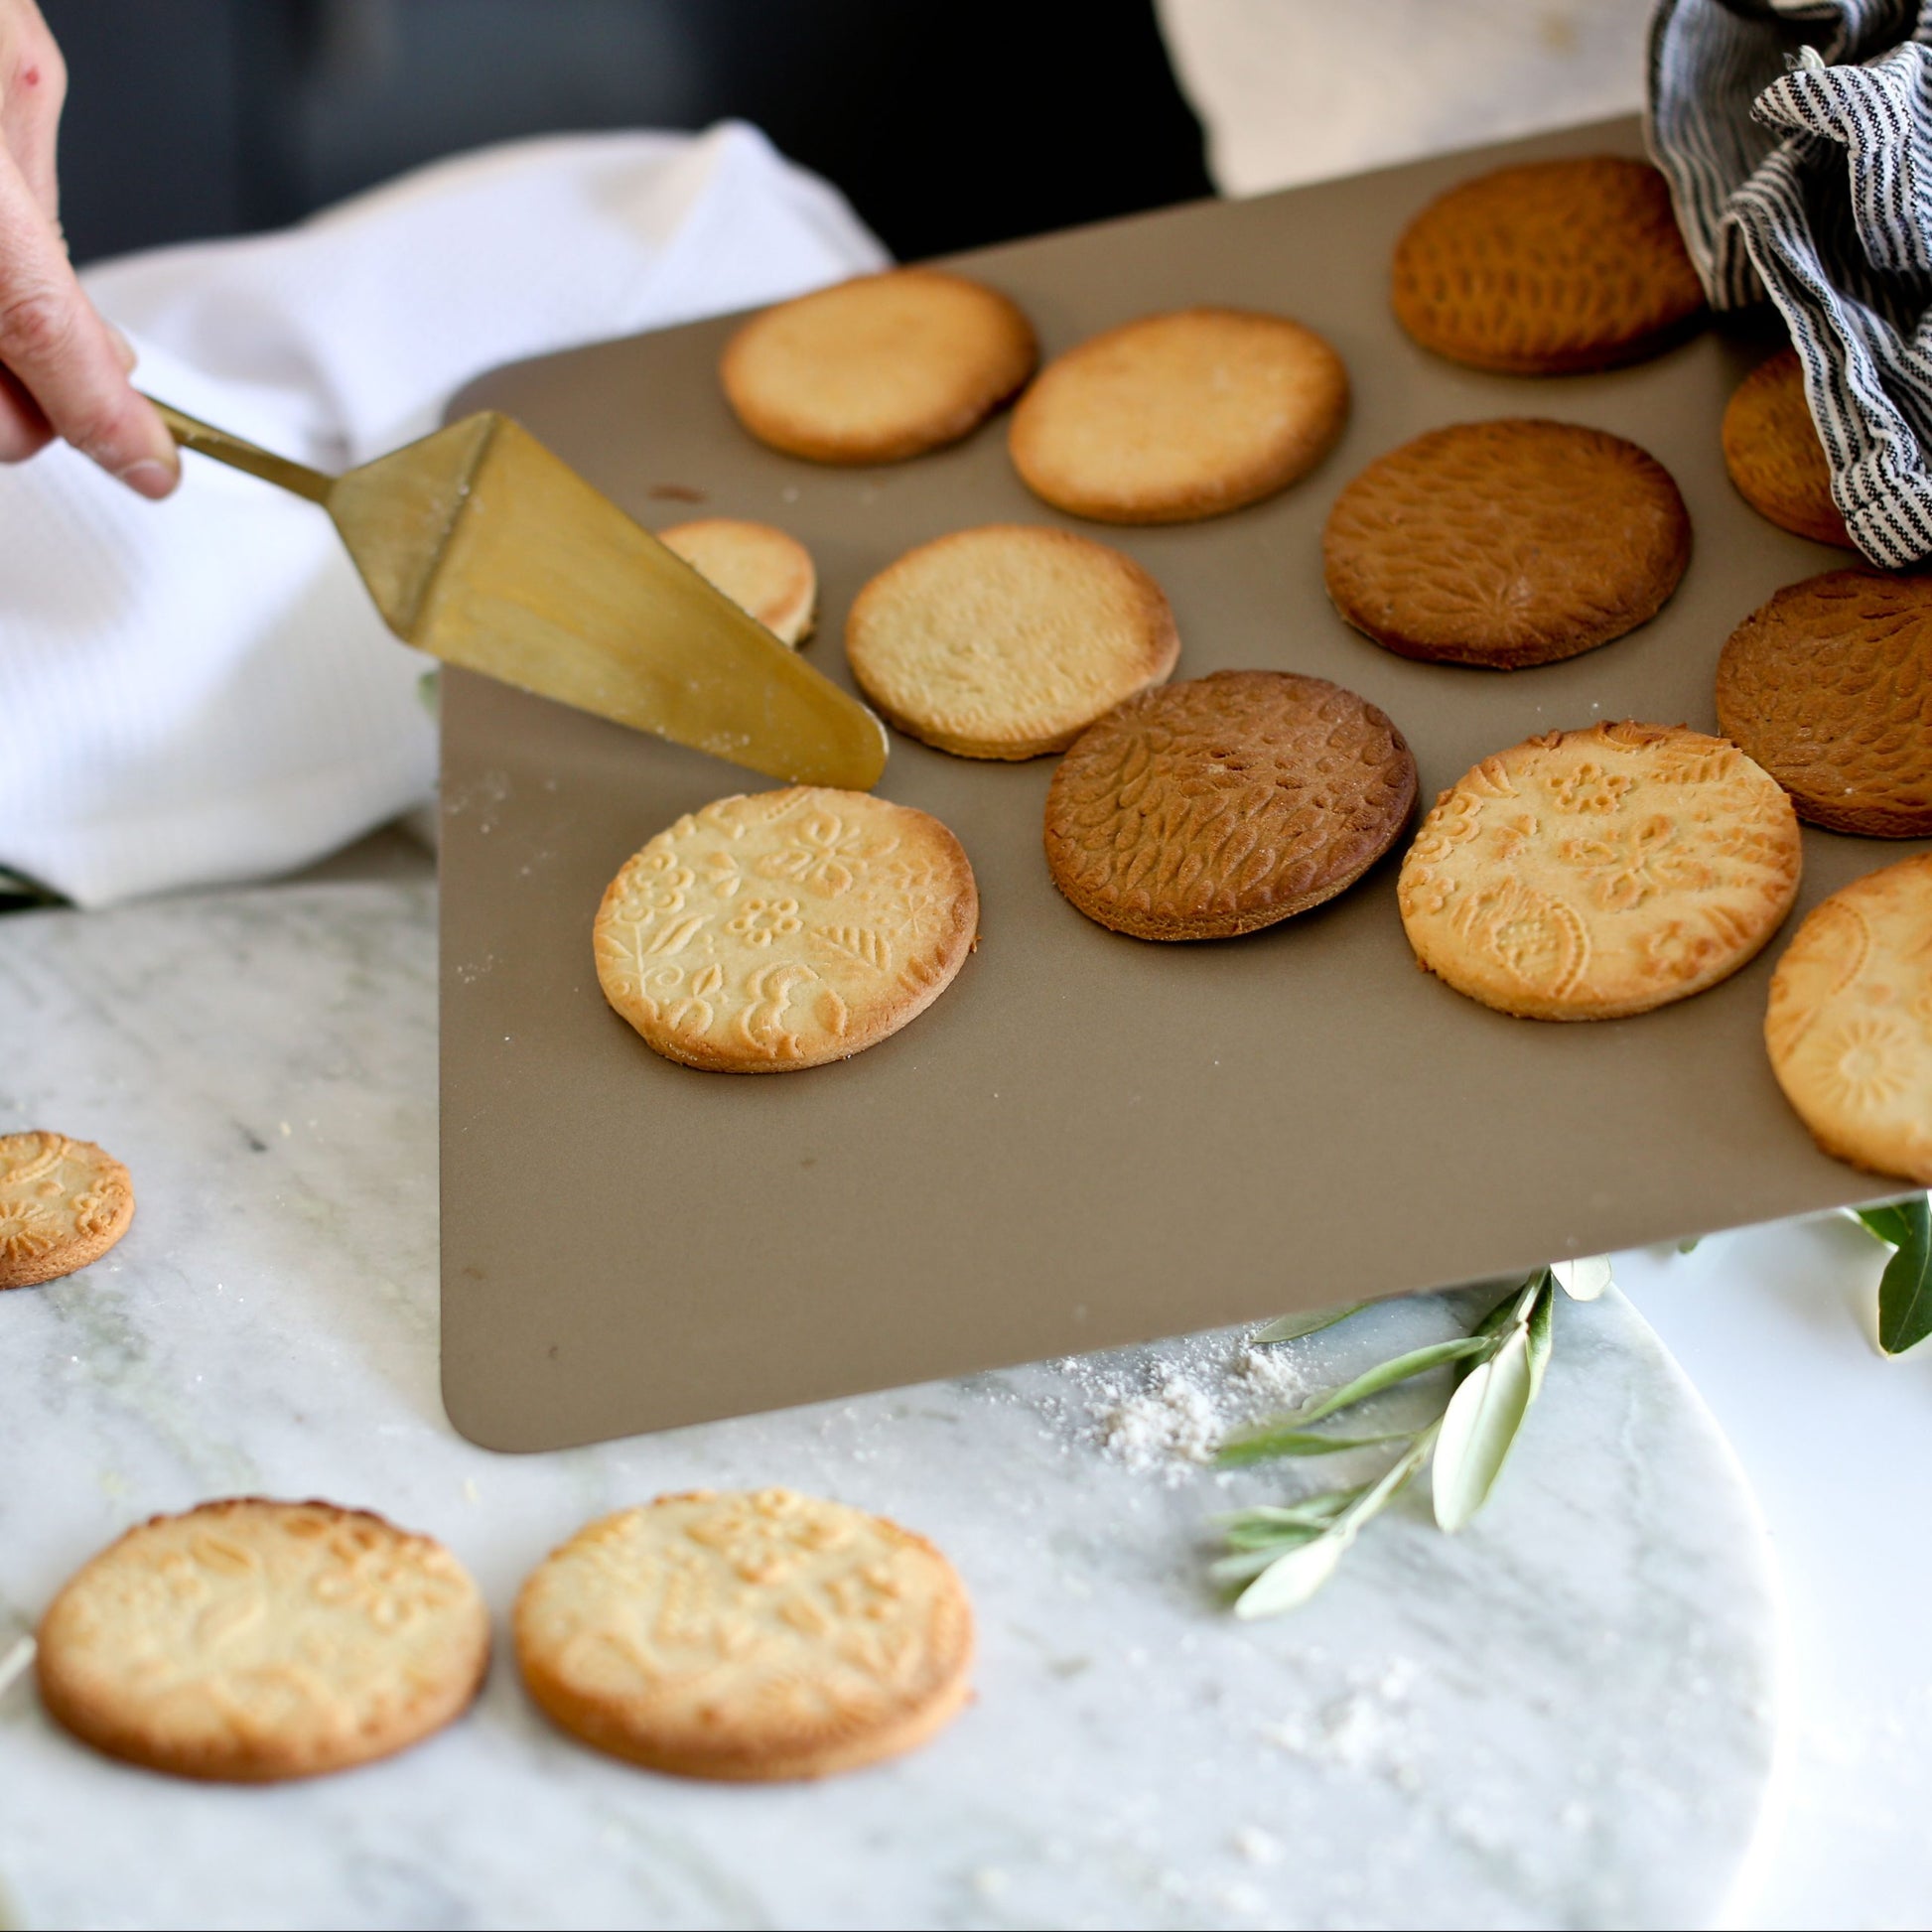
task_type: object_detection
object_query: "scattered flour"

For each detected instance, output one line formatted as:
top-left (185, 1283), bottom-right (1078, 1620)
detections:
top-left (1262, 1657), bottom-right (1425, 1790)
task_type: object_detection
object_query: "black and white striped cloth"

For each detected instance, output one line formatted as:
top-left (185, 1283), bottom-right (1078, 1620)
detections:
top-left (1649, 0), bottom-right (1932, 565)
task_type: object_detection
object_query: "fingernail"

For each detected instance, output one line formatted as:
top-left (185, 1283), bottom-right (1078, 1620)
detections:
top-left (117, 458), bottom-right (179, 499)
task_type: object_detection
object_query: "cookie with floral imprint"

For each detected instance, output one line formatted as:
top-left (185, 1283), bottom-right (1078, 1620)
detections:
top-left (594, 786), bottom-right (979, 1071)
top-left (1765, 853), bottom-right (1932, 1184)
top-left (36, 1498), bottom-right (490, 1781)
top-left (515, 1488), bottom-right (975, 1780)
top-left (1398, 723), bottom-right (1802, 1021)
top-left (0, 1130), bottom-right (134, 1289)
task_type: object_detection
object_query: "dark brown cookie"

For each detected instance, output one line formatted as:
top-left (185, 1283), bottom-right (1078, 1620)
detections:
top-left (1323, 420), bottom-right (1692, 669)
top-left (1391, 157), bottom-right (1706, 375)
top-left (1722, 348), bottom-right (1853, 548)
top-left (1716, 569), bottom-right (1932, 837)
top-left (1043, 670), bottom-right (1417, 941)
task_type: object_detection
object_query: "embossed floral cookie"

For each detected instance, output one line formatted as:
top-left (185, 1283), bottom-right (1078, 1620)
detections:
top-left (1716, 569), bottom-right (1932, 838)
top-left (515, 1488), bottom-right (975, 1781)
top-left (658, 517), bottom-right (817, 645)
top-left (1398, 723), bottom-right (1802, 1021)
top-left (36, 1498), bottom-right (490, 1781)
top-left (0, 1131), bottom-right (134, 1290)
top-left (594, 787), bottom-right (979, 1071)
top-left (845, 524), bottom-right (1179, 759)
top-left (1044, 670), bottom-right (1417, 940)
top-left (1765, 854), bottom-right (1932, 1184)
top-left (1391, 157), bottom-right (1706, 374)
top-left (1323, 420), bottom-right (1691, 668)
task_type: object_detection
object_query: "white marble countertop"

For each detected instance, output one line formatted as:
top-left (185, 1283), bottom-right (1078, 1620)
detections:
top-left (0, 854), bottom-right (1922, 1929)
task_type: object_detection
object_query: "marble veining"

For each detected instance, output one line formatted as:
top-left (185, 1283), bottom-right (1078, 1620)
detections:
top-left (0, 883), bottom-right (1779, 1930)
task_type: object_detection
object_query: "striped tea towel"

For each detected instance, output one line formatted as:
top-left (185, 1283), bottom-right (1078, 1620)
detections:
top-left (1649, 0), bottom-right (1932, 566)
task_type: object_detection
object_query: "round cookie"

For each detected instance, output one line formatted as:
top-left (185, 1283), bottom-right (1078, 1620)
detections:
top-left (659, 518), bottom-right (817, 645)
top-left (0, 1131), bottom-right (134, 1290)
top-left (1043, 669), bottom-right (1417, 941)
top-left (720, 269), bottom-right (1036, 465)
top-left (36, 1498), bottom-right (489, 1782)
top-left (514, 1488), bottom-right (975, 1781)
top-left (594, 786), bottom-right (978, 1071)
top-left (1323, 419), bottom-right (1692, 669)
top-left (1398, 722), bottom-right (1802, 1021)
top-left (845, 525), bottom-right (1179, 759)
top-left (1391, 157), bottom-right (1706, 374)
top-left (1722, 348), bottom-right (1852, 548)
top-left (1716, 569), bottom-right (1932, 838)
top-left (1008, 307), bottom-right (1348, 524)
top-left (1765, 854), bottom-right (1932, 1184)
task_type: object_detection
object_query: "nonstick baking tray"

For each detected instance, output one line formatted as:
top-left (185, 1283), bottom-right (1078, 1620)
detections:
top-left (440, 116), bottom-right (1927, 1451)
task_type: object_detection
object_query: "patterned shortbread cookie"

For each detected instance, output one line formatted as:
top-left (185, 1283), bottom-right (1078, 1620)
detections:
top-left (515, 1488), bottom-right (975, 1781)
top-left (594, 787), bottom-right (978, 1071)
top-left (0, 1131), bottom-right (134, 1290)
top-left (1398, 723), bottom-right (1802, 1020)
top-left (659, 518), bottom-right (817, 645)
top-left (1722, 348), bottom-right (1852, 549)
top-left (1717, 569), bottom-right (1932, 838)
top-left (1765, 854), bottom-right (1932, 1183)
top-left (845, 525), bottom-right (1179, 759)
top-left (721, 269), bottom-right (1036, 464)
top-left (1008, 308), bottom-right (1348, 523)
top-left (1391, 157), bottom-right (1706, 374)
top-left (1044, 669), bottom-right (1417, 940)
top-left (1323, 419), bottom-right (1692, 669)
top-left (37, 1499), bottom-right (490, 1782)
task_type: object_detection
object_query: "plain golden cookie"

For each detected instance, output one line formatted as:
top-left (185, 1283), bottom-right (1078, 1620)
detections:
top-left (1323, 419), bottom-right (1692, 668)
top-left (1043, 669), bottom-right (1418, 941)
top-left (1716, 570), bottom-right (1932, 838)
top-left (1722, 348), bottom-right (1853, 548)
top-left (1398, 722), bottom-right (1802, 1020)
top-left (0, 1131), bottom-right (134, 1290)
top-left (1008, 307), bottom-right (1348, 524)
top-left (36, 1498), bottom-right (489, 1783)
top-left (720, 269), bottom-right (1036, 465)
top-left (658, 517), bottom-right (817, 645)
top-left (1391, 157), bottom-right (1706, 374)
top-left (514, 1487), bottom-right (975, 1781)
top-left (1765, 854), bottom-right (1932, 1183)
top-left (595, 786), bottom-right (978, 1071)
top-left (845, 525), bottom-right (1179, 759)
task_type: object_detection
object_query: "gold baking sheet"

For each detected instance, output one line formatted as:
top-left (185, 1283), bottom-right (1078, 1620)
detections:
top-left (439, 117), bottom-right (1926, 1452)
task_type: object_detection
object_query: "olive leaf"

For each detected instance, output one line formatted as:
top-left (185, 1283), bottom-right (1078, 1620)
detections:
top-left (1215, 1425), bottom-right (1415, 1466)
top-left (1551, 1255), bottom-right (1612, 1302)
top-left (1854, 1200), bottom-right (1917, 1250)
top-left (1433, 1321), bottom-right (1537, 1532)
top-left (1253, 1302), bottom-right (1372, 1344)
top-left (1267, 1335), bottom-right (1490, 1431)
top-left (1873, 1196), bottom-right (1932, 1357)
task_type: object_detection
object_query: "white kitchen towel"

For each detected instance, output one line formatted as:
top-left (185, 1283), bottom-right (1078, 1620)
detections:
top-left (1649, 0), bottom-right (1932, 566)
top-left (0, 124), bottom-right (887, 906)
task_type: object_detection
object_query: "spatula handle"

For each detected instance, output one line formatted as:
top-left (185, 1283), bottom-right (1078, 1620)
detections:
top-left (143, 395), bottom-right (336, 504)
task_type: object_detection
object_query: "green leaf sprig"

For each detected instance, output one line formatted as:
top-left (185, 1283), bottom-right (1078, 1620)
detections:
top-left (1212, 1262), bottom-right (1607, 1617)
top-left (1850, 1196), bottom-right (1932, 1356)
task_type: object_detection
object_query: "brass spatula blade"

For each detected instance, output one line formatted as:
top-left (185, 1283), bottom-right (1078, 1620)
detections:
top-left (331, 413), bottom-right (889, 790)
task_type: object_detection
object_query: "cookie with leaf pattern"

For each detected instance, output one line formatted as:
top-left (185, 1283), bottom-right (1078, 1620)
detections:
top-left (1398, 722), bottom-right (1802, 1021)
top-left (1043, 669), bottom-right (1417, 941)
top-left (515, 1488), bottom-right (975, 1781)
top-left (0, 1130), bottom-right (134, 1289)
top-left (1323, 420), bottom-right (1691, 669)
top-left (595, 787), bottom-right (978, 1071)
top-left (1716, 569), bottom-right (1932, 837)
top-left (1765, 853), bottom-right (1932, 1184)
top-left (36, 1498), bottom-right (490, 1781)
top-left (1722, 348), bottom-right (1853, 549)
top-left (1391, 156), bottom-right (1706, 374)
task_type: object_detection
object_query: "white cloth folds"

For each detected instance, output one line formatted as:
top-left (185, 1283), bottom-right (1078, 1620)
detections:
top-left (0, 125), bottom-right (886, 905)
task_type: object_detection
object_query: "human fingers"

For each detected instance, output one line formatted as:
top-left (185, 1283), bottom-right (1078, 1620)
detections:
top-left (0, 143), bottom-right (176, 493)
top-left (0, 0), bottom-right (65, 218)
top-left (0, 355), bottom-right (52, 460)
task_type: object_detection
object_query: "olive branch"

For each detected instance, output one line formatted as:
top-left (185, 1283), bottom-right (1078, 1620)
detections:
top-left (1850, 1195), bottom-right (1932, 1356)
top-left (1210, 1258), bottom-right (1611, 1618)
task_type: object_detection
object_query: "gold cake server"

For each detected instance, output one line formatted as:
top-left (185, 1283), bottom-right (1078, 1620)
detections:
top-left (149, 398), bottom-right (889, 789)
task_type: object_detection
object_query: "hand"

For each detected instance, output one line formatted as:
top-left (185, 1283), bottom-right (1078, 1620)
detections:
top-left (0, 0), bottom-right (176, 495)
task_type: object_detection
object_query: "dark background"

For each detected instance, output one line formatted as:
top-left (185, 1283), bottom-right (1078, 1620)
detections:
top-left (43, 0), bottom-right (1212, 266)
